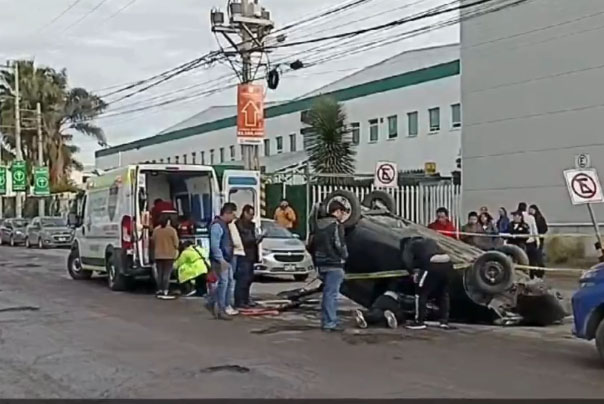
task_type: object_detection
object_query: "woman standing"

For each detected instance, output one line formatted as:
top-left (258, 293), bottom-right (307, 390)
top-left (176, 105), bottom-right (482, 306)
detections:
top-left (152, 215), bottom-right (179, 299)
top-left (497, 207), bottom-right (510, 234)
top-left (529, 204), bottom-right (548, 278)
top-left (475, 212), bottom-right (500, 251)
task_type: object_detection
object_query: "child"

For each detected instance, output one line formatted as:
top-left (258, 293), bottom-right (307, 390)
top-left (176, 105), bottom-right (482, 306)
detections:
top-left (174, 240), bottom-right (210, 297)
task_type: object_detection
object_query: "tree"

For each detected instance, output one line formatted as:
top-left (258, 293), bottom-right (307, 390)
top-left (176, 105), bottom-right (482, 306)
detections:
top-left (305, 97), bottom-right (356, 184)
top-left (0, 60), bottom-right (107, 186)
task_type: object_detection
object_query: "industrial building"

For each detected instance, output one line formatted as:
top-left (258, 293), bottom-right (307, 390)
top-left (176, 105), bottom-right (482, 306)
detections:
top-left (96, 44), bottom-right (462, 177)
top-left (460, 0), bottom-right (604, 230)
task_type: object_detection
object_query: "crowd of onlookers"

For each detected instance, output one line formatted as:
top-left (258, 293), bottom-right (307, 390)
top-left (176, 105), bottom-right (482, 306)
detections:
top-left (428, 202), bottom-right (549, 278)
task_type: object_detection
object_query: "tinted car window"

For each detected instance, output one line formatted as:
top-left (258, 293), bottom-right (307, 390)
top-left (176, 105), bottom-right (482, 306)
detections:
top-left (41, 218), bottom-right (66, 227)
top-left (262, 220), bottom-right (294, 239)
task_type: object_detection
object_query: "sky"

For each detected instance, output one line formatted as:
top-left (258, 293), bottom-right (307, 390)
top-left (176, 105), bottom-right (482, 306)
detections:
top-left (0, 0), bottom-right (458, 166)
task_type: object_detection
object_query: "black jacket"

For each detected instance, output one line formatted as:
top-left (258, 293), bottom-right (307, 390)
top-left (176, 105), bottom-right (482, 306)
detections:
top-left (507, 222), bottom-right (530, 248)
top-left (309, 216), bottom-right (348, 268)
top-left (235, 218), bottom-right (259, 262)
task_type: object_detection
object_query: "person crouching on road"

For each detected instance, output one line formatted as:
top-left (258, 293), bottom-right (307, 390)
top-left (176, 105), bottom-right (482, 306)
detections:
top-left (175, 240), bottom-right (210, 297)
top-left (354, 280), bottom-right (406, 329)
top-left (309, 200), bottom-right (349, 332)
top-left (208, 202), bottom-right (238, 320)
top-left (406, 238), bottom-right (455, 330)
top-left (152, 215), bottom-right (179, 299)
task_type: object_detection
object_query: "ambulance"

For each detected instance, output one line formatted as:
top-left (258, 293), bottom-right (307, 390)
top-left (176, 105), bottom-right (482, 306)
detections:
top-left (67, 163), bottom-right (259, 291)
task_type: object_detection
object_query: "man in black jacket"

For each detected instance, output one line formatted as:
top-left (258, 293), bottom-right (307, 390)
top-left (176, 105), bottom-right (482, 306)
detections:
top-left (309, 200), bottom-right (349, 332)
top-left (234, 205), bottom-right (263, 308)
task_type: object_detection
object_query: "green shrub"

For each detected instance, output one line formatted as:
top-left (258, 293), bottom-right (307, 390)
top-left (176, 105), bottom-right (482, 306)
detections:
top-left (546, 236), bottom-right (585, 264)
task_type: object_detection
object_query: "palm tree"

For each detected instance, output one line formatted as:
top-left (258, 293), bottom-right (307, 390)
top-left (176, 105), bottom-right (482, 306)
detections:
top-left (305, 97), bottom-right (356, 184)
top-left (0, 60), bottom-right (107, 186)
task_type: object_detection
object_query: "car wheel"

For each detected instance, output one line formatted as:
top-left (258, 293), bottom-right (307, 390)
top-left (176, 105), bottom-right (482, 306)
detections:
top-left (469, 251), bottom-right (514, 295)
top-left (107, 251), bottom-right (128, 291)
top-left (67, 247), bottom-right (92, 280)
top-left (38, 238), bottom-right (44, 249)
top-left (0, 236), bottom-right (3, 246)
top-left (10, 236), bottom-right (15, 247)
top-left (294, 274), bottom-right (309, 282)
top-left (496, 244), bottom-right (529, 267)
top-left (323, 189), bottom-right (362, 228)
top-left (361, 190), bottom-right (395, 212)
top-left (25, 238), bottom-right (30, 248)
top-left (596, 320), bottom-right (604, 364)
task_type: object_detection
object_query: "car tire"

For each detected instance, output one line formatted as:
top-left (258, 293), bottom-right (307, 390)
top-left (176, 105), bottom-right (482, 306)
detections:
top-left (0, 236), bottom-right (3, 246)
top-left (496, 244), bottom-right (529, 267)
top-left (323, 189), bottom-right (362, 228)
top-left (10, 236), bottom-right (15, 247)
top-left (361, 190), bottom-right (395, 212)
top-left (596, 320), bottom-right (604, 364)
top-left (107, 250), bottom-right (130, 291)
top-left (469, 251), bottom-right (514, 295)
top-left (25, 237), bottom-right (30, 248)
top-left (38, 238), bottom-right (44, 249)
top-left (67, 247), bottom-right (92, 280)
top-left (294, 274), bottom-right (309, 282)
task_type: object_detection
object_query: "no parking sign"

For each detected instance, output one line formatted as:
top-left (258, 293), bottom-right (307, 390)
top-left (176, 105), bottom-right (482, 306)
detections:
top-left (374, 161), bottom-right (398, 188)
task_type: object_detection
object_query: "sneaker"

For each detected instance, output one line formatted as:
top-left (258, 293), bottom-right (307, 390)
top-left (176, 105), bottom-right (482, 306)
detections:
top-left (322, 326), bottom-right (344, 333)
top-left (225, 306), bottom-right (239, 316)
top-left (406, 321), bottom-right (427, 330)
top-left (184, 289), bottom-right (197, 298)
top-left (217, 312), bottom-right (233, 321)
top-left (439, 323), bottom-right (457, 330)
top-left (384, 310), bottom-right (398, 329)
top-left (354, 309), bottom-right (368, 329)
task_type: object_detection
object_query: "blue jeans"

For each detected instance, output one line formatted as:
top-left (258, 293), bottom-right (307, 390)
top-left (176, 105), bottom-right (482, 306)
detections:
top-left (320, 267), bottom-right (345, 329)
top-left (208, 261), bottom-right (235, 311)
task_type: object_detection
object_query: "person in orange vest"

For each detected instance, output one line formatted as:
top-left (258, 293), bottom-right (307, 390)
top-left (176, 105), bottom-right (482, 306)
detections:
top-left (274, 199), bottom-right (297, 230)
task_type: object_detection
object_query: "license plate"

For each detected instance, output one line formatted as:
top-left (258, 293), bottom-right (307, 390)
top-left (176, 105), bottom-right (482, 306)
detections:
top-left (58, 237), bottom-right (67, 242)
top-left (285, 265), bottom-right (296, 271)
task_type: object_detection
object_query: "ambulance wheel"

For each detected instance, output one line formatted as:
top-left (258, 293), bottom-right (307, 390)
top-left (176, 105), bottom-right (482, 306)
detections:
top-left (469, 251), bottom-right (514, 295)
top-left (596, 320), bottom-right (604, 364)
top-left (362, 190), bottom-right (395, 212)
top-left (496, 244), bottom-right (529, 267)
top-left (68, 246), bottom-right (91, 280)
top-left (107, 249), bottom-right (130, 291)
top-left (323, 190), bottom-right (361, 228)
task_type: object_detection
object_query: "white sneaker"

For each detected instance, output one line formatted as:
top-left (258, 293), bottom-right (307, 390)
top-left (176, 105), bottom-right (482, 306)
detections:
top-left (354, 309), bottom-right (368, 329)
top-left (225, 306), bottom-right (239, 316)
top-left (384, 310), bottom-right (398, 329)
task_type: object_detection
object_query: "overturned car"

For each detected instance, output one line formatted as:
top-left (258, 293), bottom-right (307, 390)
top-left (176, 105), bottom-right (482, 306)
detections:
top-left (302, 190), bottom-right (567, 326)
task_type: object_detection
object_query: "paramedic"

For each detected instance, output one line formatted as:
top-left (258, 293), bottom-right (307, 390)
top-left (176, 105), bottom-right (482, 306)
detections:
top-left (174, 240), bottom-right (210, 297)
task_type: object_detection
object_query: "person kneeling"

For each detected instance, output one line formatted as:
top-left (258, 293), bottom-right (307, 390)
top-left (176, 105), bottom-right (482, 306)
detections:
top-left (175, 241), bottom-right (210, 297)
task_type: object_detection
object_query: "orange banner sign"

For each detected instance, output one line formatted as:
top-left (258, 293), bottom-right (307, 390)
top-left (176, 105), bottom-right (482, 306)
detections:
top-left (237, 84), bottom-right (264, 143)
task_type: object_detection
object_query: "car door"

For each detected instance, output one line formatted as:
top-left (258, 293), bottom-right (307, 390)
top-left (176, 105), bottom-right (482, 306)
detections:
top-left (221, 170), bottom-right (261, 223)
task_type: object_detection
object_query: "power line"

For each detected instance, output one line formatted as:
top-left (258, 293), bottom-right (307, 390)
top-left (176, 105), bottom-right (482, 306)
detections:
top-left (36, 0), bottom-right (85, 33)
top-left (105, 0), bottom-right (137, 21)
top-left (61, 0), bottom-right (110, 33)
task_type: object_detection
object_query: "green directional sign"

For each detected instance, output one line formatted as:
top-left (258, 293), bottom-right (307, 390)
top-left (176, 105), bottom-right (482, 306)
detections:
top-left (11, 160), bottom-right (27, 192)
top-left (0, 166), bottom-right (6, 195)
top-left (33, 166), bottom-right (50, 196)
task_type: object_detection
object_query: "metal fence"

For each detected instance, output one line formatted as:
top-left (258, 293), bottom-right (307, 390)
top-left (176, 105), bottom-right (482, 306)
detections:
top-left (312, 182), bottom-right (462, 228)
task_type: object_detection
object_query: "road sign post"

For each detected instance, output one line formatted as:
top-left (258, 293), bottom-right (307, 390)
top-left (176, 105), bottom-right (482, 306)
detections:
top-left (33, 166), bottom-right (50, 197)
top-left (0, 166), bottom-right (6, 196)
top-left (564, 168), bottom-right (604, 261)
top-left (11, 160), bottom-right (27, 192)
top-left (374, 161), bottom-right (398, 188)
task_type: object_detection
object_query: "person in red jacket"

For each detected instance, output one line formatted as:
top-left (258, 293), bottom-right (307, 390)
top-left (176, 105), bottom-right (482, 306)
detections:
top-left (428, 207), bottom-right (458, 239)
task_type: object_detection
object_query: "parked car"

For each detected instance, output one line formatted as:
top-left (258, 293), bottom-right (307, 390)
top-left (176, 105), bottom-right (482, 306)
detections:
top-left (26, 216), bottom-right (73, 249)
top-left (255, 219), bottom-right (314, 281)
top-left (0, 218), bottom-right (29, 246)
top-left (572, 262), bottom-right (604, 363)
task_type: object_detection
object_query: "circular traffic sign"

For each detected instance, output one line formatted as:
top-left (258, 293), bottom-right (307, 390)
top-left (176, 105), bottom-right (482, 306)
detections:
top-left (377, 163), bottom-right (396, 185)
top-left (571, 173), bottom-right (597, 199)
top-left (36, 176), bottom-right (48, 188)
top-left (13, 171), bottom-right (25, 182)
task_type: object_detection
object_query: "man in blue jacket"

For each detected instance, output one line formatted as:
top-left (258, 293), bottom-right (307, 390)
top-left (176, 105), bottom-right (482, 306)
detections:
top-left (208, 202), bottom-right (237, 319)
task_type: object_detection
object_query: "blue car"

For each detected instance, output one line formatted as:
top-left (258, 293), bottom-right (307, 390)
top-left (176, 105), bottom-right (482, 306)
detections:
top-left (571, 262), bottom-right (604, 362)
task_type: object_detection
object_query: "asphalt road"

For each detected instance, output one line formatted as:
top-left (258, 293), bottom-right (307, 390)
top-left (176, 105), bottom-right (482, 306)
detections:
top-left (0, 245), bottom-right (603, 398)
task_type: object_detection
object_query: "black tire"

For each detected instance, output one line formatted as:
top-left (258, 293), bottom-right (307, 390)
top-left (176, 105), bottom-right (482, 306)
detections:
top-left (294, 274), bottom-right (309, 282)
top-left (469, 251), bottom-right (514, 295)
top-left (596, 320), bottom-right (604, 364)
top-left (323, 189), bottom-right (362, 228)
top-left (9, 236), bottom-right (15, 247)
top-left (38, 238), bottom-right (44, 249)
top-left (496, 244), bottom-right (529, 266)
top-left (362, 190), bottom-right (395, 212)
top-left (107, 250), bottom-right (128, 291)
top-left (25, 237), bottom-right (31, 248)
top-left (67, 247), bottom-right (92, 280)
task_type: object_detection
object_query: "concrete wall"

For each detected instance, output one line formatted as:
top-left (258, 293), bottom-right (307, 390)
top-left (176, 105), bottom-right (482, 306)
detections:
top-left (461, 0), bottom-right (604, 227)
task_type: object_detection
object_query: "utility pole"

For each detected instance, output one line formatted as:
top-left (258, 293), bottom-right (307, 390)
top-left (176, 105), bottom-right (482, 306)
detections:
top-left (211, 0), bottom-right (274, 171)
top-left (36, 102), bottom-right (45, 217)
top-left (14, 61), bottom-right (23, 218)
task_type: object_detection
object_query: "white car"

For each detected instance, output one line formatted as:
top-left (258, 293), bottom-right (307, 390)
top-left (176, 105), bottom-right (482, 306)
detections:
top-left (255, 219), bottom-right (314, 281)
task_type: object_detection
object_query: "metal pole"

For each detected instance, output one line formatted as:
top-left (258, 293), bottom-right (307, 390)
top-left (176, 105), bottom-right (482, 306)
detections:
top-left (36, 102), bottom-right (45, 217)
top-left (587, 203), bottom-right (604, 261)
top-left (14, 61), bottom-right (23, 218)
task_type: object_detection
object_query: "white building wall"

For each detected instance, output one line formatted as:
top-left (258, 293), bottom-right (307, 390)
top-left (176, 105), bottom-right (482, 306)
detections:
top-left (96, 45), bottom-right (461, 177)
top-left (461, 0), bottom-right (604, 225)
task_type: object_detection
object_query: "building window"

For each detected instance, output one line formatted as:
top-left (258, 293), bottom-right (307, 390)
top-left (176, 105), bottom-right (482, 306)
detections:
top-left (201, 151), bottom-right (205, 165)
top-left (289, 133), bottom-right (297, 152)
top-left (301, 127), bottom-right (313, 150)
top-left (183, 154), bottom-right (187, 164)
top-left (240, 145), bottom-right (245, 157)
top-left (219, 147), bottom-right (224, 163)
top-left (347, 122), bottom-right (359, 145)
top-left (369, 119), bottom-right (379, 143)
top-left (210, 149), bottom-right (215, 165)
top-left (230, 145), bottom-right (235, 161)
top-left (429, 107), bottom-right (440, 132)
top-left (451, 103), bottom-right (461, 128)
top-left (387, 115), bottom-right (398, 139)
top-left (264, 139), bottom-right (270, 157)
top-left (191, 152), bottom-right (196, 164)
top-left (276, 136), bottom-right (283, 154)
top-left (407, 112), bottom-right (418, 137)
